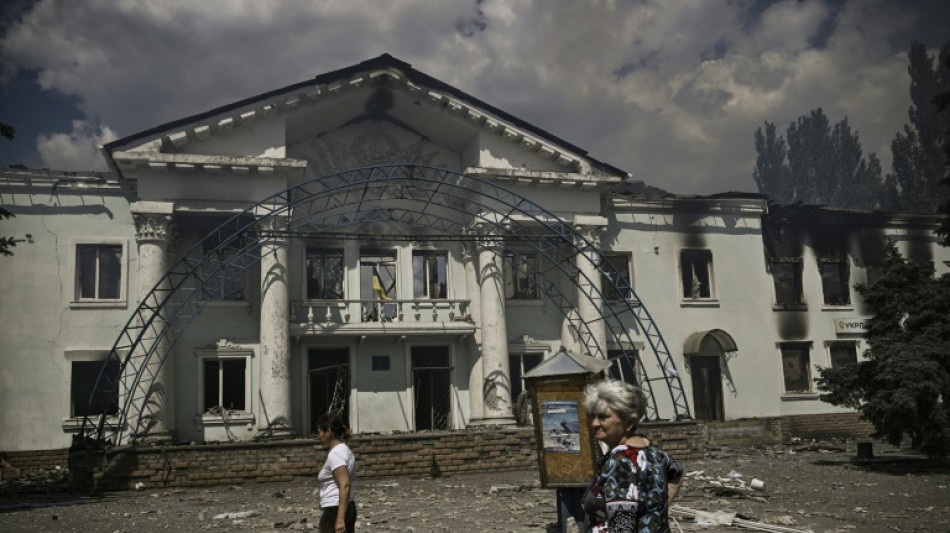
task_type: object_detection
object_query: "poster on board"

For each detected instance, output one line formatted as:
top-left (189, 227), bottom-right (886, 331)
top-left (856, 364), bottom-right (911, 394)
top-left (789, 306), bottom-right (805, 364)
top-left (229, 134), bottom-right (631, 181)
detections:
top-left (541, 400), bottom-right (581, 453)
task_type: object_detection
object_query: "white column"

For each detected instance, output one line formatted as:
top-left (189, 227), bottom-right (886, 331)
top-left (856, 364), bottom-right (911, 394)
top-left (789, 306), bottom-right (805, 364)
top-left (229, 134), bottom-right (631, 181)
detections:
top-left (258, 215), bottom-right (293, 436)
top-left (475, 228), bottom-right (515, 425)
top-left (574, 219), bottom-right (608, 359)
top-left (461, 240), bottom-right (484, 423)
top-left (130, 202), bottom-right (175, 442)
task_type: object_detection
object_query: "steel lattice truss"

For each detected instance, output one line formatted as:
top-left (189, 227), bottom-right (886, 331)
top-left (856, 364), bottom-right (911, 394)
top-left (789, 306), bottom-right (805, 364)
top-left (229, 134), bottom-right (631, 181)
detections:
top-left (83, 164), bottom-right (691, 444)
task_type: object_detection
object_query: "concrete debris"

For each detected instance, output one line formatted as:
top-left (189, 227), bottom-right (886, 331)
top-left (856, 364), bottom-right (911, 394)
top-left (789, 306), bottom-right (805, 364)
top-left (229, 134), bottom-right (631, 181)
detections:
top-left (213, 510), bottom-right (260, 519)
top-left (0, 466), bottom-right (68, 494)
top-left (685, 469), bottom-right (766, 498)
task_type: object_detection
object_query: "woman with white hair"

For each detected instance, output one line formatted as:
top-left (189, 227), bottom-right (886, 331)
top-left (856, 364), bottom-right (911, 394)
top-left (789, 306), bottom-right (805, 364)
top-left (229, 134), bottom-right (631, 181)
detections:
top-left (581, 379), bottom-right (683, 532)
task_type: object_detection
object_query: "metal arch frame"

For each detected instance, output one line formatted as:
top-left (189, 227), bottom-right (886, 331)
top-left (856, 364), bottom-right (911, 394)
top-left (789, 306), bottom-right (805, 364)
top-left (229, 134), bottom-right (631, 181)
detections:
top-left (84, 164), bottom-right (690, 445)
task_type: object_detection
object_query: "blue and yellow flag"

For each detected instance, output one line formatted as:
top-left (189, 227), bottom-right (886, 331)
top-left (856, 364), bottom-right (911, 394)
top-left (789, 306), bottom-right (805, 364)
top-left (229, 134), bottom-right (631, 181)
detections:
top-left (372, 266), bottom-right (389, 300)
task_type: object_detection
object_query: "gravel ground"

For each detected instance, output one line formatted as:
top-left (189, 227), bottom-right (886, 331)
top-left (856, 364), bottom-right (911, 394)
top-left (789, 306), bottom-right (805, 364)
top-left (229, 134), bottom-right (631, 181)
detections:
top-left (1, 440), bottom-right (948, 532)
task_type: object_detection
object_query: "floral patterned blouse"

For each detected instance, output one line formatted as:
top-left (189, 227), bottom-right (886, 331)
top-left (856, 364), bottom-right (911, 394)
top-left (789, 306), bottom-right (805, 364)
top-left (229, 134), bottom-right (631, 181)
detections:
top-left (581, 443), bottom-right (684, 533)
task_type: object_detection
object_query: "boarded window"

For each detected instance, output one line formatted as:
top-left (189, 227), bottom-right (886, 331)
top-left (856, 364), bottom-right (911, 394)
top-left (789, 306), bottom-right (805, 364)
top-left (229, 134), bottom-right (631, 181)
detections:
top-left (780, 343), bottom-right (811, 393)
top-left (680, 250), bottom-right (713, 299)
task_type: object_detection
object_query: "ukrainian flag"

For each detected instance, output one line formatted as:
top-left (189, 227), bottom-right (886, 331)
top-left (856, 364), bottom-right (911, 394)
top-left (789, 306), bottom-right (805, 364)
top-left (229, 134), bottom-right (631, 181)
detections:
top-left (372, 266), bottom-right (389, 300)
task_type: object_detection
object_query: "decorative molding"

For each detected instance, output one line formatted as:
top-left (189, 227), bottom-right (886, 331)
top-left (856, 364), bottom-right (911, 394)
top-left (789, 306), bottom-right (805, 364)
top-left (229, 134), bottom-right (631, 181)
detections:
top-left (133, 213), bottom-right (173, 243)
top-left (573, 224), bottom-right (606, 248)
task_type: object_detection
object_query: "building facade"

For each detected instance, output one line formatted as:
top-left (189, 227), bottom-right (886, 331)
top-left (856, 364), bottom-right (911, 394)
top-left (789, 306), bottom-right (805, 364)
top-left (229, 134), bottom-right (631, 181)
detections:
top-left (1, 55), bottom-right (946, 451)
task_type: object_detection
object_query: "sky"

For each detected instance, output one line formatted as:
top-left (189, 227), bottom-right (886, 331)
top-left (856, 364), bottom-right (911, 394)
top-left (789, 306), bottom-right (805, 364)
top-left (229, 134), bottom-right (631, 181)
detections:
top-left (1, 0), bottom-right (948, 195)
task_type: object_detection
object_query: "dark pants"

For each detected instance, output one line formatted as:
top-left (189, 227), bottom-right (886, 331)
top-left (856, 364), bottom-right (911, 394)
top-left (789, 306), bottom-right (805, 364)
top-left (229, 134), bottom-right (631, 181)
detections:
top-left (319, 502), bottom-right (356, 533)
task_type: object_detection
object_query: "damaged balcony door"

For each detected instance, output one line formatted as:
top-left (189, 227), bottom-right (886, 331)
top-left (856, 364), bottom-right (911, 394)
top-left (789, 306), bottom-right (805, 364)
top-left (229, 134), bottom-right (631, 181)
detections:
top-left (412, 346), bottom-right (452, 430)
top-left (308, 348), bottom-right (350, 433)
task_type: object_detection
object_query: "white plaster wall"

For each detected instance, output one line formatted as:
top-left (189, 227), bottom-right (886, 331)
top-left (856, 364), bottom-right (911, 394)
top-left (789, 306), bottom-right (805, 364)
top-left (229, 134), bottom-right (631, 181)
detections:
top-left (607, 209), bottom-right (786, 420)
top-left (136, 171), bottom-right (288, 204)
top-left (181, 116), bottom-right (286, 159)
top-left (0, 188), bottom-right (136, 451)
top-left (353, 338), bottom-right (411, 433)
top-left (475, 134), bottom-right (566, 173)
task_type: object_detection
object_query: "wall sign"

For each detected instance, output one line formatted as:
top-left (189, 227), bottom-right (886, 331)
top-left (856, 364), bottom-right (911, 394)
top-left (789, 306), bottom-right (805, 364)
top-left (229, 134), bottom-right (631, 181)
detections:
top-left (834, 318), bottom-right (868, 335)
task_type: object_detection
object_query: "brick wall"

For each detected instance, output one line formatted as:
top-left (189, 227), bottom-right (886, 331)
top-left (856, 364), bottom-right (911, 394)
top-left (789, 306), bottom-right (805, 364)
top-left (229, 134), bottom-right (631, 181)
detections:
top-left (784, 412), bottom-right (874, 440)
top-left (69, 428), bottom-right (539, 492)
top-left (706, 418), bottom-right (789, 446)
top-left (69, 423), bottom-right (706, 492)
top-left (640, 420), bottom-right (705, 461)
top-left (2, 449), bottom-right (69, 471)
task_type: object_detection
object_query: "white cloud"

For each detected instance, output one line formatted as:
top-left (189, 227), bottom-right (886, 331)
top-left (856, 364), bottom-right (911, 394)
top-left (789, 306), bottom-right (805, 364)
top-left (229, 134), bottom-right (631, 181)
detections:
top-left (2, 0), bottom-right (948, 193)
top-left (36, 120), bottom-right (116, 171)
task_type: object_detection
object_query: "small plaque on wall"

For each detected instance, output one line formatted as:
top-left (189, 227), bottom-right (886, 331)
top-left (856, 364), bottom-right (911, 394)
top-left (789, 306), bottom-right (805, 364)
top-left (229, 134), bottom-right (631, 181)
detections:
top-left (372, 355), bottom-right (390, 371)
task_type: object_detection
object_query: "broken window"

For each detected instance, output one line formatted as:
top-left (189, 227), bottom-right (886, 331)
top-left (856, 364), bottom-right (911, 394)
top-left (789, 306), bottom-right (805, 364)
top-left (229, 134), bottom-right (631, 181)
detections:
top-left (508, 352), bottom-right (543, 405)
top-left (203, 358), bottom-right (247, 412)
top-left (360, 252), bottom-right (397, 321)
top-left (680, 249), bottom-right (713, 299)
top-left (780, 343), bottom-right (811, 393)
top-left (306, 248), bottom-right (344, 300)
top-left (601, 254), bottom-right (632, 301)
top-left (71, 359), bottom-right (120, 417)
top-left (772, 259), bottom-right (804, 306)
top-left (829, 343), bottom-right (858, 368)
top-left (412, 250), bottom-right (447, 299)
top-left (819, 259), bottom-right (851, 306)
top-left (309, 348), bottom-right (350, 432)
top-left (504, 251), bottom-right (538, 299)
top-left (412, 347), bottom-right (452, 430)
top-left (201, 239), bottom-right (246, 300)
top-left (77, 244), bottom-right (123, 300)
top-left (607, 349), bottom-right (641, 386)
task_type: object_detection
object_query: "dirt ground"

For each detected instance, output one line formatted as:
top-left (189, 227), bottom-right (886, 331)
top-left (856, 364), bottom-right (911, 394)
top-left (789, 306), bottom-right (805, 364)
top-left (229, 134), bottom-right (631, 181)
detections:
top-left (1, 439), bottom-right (949, 532)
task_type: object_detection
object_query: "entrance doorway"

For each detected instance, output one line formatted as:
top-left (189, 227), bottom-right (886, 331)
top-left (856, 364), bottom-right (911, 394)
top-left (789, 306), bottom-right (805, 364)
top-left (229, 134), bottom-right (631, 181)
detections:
top-left (411, 346), bottom-right (452, 430)
top-left (690, 356), bottom-right (724, 421)
top-left (308, 348), bottom-right (350, 434)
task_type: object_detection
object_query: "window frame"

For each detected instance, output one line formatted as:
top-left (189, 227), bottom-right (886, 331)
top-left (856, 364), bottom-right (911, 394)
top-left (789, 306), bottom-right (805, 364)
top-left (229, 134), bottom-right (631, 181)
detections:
top-left (194, 343), bottom-right (254, 426)
top-left (200, 237), bottom-right (248, 302)
top-left (827, 341), bottom-right (859, 369)
top-left (779, 342), bottom-right (814, 395)
top-left (771, 257), bottom-right (805, 308)
top-left (412, 249), bottom-right (449, 299)
top-left (503, 250), bottom-right (539, 300)
top-left (818, 257), bottom-right (852, 307)
top-left (70, 239), bottom-right (128, 308)
top-left (601, 253), bottom-right (633, 302)
top-left (305, 247), bottom-right (345, 300)
top-left (62, 350), bottom-right (122, 431)
top-left (679, 248), bottom-right (715, 302)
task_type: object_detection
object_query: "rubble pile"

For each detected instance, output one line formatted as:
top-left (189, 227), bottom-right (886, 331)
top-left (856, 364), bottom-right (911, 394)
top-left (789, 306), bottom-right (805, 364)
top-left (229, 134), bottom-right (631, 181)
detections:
top-left (0, 466), bottom-right (69, 495)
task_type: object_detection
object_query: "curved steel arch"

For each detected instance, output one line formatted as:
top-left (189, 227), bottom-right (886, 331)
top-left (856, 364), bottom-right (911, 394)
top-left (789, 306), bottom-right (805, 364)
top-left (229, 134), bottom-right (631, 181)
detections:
top-left (86, 164), bottom-right (690, 444)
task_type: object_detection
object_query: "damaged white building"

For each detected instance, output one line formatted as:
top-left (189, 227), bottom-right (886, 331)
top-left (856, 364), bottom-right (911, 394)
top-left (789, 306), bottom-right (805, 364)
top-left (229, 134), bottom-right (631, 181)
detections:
top-left (1, 55), bottom-right (946, 452)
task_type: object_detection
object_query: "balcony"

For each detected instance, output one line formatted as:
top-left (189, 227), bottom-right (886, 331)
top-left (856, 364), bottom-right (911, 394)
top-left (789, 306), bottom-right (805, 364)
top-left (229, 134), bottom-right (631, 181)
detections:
top-left (290, 298), bottom-right (475, 338)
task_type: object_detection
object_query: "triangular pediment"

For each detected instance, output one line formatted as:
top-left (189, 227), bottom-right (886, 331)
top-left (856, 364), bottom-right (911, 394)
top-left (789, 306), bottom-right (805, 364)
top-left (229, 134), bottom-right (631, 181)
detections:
top-left (104, 55), bottom-right (624, 188)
